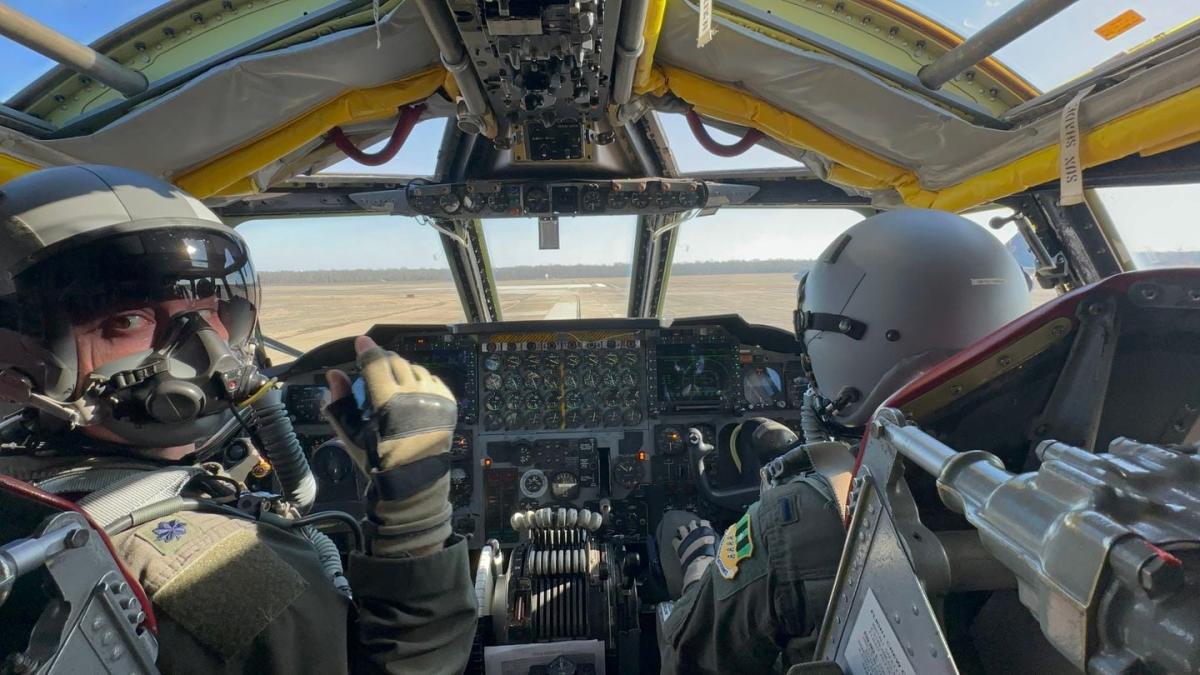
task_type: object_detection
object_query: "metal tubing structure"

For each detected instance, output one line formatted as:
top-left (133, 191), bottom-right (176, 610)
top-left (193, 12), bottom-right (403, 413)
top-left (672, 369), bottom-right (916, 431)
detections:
top-left (918, 0), bottom-right (1079, 90)
top-left (0, 2), bottom-right (148, 98)
top-left (611, 0), bottom-right (650, 106)
top-left (414, 0), bottom-right (491, 135)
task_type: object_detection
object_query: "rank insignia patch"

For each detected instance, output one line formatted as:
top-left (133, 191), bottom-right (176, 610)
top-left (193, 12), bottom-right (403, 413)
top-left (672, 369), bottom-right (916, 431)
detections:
top-left (714, 512), bottom-right (754, 579)
top-left (135, 515), bottom-right (194, 556)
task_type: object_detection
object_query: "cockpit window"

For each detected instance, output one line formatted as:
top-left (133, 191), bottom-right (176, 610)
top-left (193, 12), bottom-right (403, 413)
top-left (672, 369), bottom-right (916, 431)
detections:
top-left (657, 113), bottom-right (805, 174)
top-left (661, 208), bottom-right (862, 330)
top-left (1094, 183), bottom-right (1200, 269)
top-left (236, 215), bottom-right (465, 363)
top-left (481, 216), bottom-right (636, 321)
top-left (888, 1), bottom-right (1198, 92)
top-left (320, 118), bottom-right (447, 176)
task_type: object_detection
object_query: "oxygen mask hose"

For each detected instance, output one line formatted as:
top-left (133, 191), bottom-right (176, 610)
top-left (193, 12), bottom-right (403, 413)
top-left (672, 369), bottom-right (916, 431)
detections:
top-left (241, 376), bottom-right (318, 514)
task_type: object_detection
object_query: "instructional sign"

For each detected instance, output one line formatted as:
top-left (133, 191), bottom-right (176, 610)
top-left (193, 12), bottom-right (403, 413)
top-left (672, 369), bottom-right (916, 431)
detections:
top-left (844, 589), bottom-right (917, 675)
top-left (1095, 10), bottom-right (1145, 41)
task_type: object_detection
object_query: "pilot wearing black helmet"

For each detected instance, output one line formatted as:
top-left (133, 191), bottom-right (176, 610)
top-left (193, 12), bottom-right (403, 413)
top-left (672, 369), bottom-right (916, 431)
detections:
top-left (657, 208), bottom-right (1030, 673)
top-left (0, 165), bottom-right (475, 673)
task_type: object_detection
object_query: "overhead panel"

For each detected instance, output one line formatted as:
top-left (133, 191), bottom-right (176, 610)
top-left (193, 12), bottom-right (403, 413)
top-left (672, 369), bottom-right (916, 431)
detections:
top-left (449, 0), bottom-right (622, 161)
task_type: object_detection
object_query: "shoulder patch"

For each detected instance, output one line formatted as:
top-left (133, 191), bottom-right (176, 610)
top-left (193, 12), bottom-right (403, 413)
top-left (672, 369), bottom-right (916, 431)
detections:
top-left (135, 515), bottom-right (195, 556)
top-left (154, 526), bottom-right (309, 659)
top-left (714, 512), bottom-right (754, 580)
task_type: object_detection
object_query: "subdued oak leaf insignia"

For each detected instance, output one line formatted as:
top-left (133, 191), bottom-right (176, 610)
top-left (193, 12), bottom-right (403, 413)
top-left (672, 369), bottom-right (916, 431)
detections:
top-left (715, 512), bottom-right (753, 579)
top-left (135, 515), bottom-right (194, 556)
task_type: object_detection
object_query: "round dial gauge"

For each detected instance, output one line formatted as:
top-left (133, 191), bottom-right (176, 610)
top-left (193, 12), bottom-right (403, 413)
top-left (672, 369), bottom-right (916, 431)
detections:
top-left (520, 411), bottom-right (541, 429)
top-left (503, 411), bottom-right (520, 429)
top-left (550, 471), bottom-right (580, 500)
top-left (545, 353), bottom-right (562, 368)
top-left (584, 353), bottom-right (600, 368)
top-left (565, 353), bottom-right (582, 369)
top-left (606, 191), bottom-right (629, 209)
top-left (619, 370), bottom-right (638, 387)
top-left (484, 395), bottom-right (503, 413)
top-left (603, 352), bottom-right (620, 368)
top-left (602, 408), bottom-right (622, 427)
top-left (563, 373), bottom-right (580, 389)
top-left (583, 409), bottom-right (602, 427)
top-left (622, 408), bottom-right (643, 426)
top-left (462, 193), bottom-right (486, 213)
top-left (503, 354), bottom-right (522, 369)
top-left (602, 389), bottom-right (620, 408)
top-left (524, 369), bottom-right (542, 389)
top-left (659, 427), bottom-right (685, 454)
top-left (564, 391), bottom-right (583, 409)
top-left (600, 371), bottom-right (617, 388)
top-left (524, 353), bottom-right (541, 367)
top-left (484, 355), bottom-right (501, 372)
top-left (565, 410), bottom-right (583, 428)
top-left (622, 351), bottom-right (639, 366)
top-left (620, 388), bottom-right (640, 406)
top-left (503, 373), bottom-right (523, 391)
top-left (484, 373), bottom-right (502, 391)
top-left (520, 469), bottom-right (548, 498)
top-left (514, 442), bottom-right (534, 465)
top-left (613, 457), bottom-right (642, 488)
top-left (523, 392), bottom-right (542, 410)
top-left (581, 370), bottom-right (599, 389)
top-left (543, 409), bottom-right (563, 428)
top-left (438, 193), bottom-right (461, 214)
top-left (484, 413), bottom-right (503, 431)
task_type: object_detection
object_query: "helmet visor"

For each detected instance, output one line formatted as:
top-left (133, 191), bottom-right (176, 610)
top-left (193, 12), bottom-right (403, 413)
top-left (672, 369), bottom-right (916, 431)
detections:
top-left (16, 227), bottom-right (259, 348)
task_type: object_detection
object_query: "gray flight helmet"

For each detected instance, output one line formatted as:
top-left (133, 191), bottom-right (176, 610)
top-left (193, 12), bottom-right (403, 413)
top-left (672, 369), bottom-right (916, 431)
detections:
top-left (0, 165), bottom-right (259, 445)
top-left (797, 208), bottom-right (1029, 427)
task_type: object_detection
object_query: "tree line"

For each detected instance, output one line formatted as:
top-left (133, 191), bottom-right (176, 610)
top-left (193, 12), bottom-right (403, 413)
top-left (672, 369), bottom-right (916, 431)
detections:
top-left (259, 259), bottom-right (816, 285)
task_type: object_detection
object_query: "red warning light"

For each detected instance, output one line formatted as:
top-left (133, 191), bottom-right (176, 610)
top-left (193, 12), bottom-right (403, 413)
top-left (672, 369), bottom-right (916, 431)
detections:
top-left (637, 451), bottom-right (647, 462)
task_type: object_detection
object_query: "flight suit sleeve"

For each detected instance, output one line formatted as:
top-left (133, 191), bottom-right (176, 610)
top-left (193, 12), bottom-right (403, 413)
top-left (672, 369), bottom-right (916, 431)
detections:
top-left (347, 535), bottom-right (477, 674)
top-left (659, 477), bottom-right (846, 675)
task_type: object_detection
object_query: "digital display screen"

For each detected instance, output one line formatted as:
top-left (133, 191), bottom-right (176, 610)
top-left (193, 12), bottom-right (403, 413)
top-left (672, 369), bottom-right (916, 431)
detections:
top-left (657, 343), bottom-right (733, 410)
top-left (743, 365), bottom-right (785, 409)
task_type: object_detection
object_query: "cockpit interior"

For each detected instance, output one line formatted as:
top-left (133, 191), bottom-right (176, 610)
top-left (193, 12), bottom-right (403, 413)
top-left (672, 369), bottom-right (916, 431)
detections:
top-left (2, 0), bottom-right (1200, 673)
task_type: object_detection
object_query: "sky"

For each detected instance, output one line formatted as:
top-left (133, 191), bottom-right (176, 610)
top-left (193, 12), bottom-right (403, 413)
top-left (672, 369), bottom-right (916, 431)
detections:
top-left (1, 0), bottom-right (1198, 273)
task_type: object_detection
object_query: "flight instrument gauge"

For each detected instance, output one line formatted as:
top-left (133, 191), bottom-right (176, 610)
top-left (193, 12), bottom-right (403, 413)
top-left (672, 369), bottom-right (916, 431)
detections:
top-left (622, 408), bottom-right (643, 426)
top-left (565, 353), bottom-right (582, 369)
top-left (484, 395), bottom-right (503, 414)
top-left (484, 373), bottom-right (502, 391)
top-left (520, 469), bottom-right (548, 498)
top-left (550, 471), bottom-right (580, 500)
top-left (565, 410), bottom-right (583, 428)
top-left (659, 427), bottom-right (685, 454)
top-left (613, 457), bottom-right (643, 488)
top-left (503, 373), bottom-right (522, 391)
top-left (603, 352), bottom-right (620, 368)
top-left (543, 409), bottom-right (563, 428)
top-left (484, 355), bottom-right (501, 372)
top-left (583, 409), bottom-right (602, 426)
top-left (514, 442), bottom-right (534, 465)
top-left (602, 408), bottom-right (621, 427)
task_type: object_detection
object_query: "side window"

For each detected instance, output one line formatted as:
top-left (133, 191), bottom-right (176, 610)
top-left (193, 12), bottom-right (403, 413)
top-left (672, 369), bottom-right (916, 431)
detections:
top-left (1094, 184), bottom-right (1200, 269)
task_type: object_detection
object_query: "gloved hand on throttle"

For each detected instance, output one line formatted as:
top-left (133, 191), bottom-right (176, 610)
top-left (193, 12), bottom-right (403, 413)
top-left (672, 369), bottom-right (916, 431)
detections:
top-left (673, 519), bottom-right (717, 592)
top-left (324, 336), bottom-right (458, 557)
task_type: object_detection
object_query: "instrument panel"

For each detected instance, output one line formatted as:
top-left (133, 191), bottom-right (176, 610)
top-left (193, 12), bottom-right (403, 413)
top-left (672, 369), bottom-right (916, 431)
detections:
top-left (278, 319), bottom-right (807, 547)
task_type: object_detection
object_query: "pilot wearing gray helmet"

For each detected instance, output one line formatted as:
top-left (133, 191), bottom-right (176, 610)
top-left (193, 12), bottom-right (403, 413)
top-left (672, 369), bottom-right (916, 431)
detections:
top-left (0, 165), bottom-right (475, 673)
top-left (657, 208), bottom-right (1030, 674)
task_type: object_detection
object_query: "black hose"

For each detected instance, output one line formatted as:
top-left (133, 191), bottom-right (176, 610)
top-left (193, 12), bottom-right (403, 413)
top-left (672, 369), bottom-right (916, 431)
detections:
top-left (801, 387), bottom-right (827, 444)
top-left (248, 387), bottom-right (317, 513)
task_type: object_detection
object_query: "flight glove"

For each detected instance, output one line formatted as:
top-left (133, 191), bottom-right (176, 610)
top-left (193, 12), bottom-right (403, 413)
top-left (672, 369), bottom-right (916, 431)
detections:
top-left (324, 336), bottom-right (457, 556)
top-left (673, 519), bottom-right (717, 592)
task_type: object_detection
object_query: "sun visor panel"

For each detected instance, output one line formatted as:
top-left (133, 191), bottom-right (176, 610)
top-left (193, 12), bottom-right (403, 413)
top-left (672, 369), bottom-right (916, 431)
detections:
top-left (40, 2), bottom-right (439, 187)
top-left (651, 0), bottom-right (1013, 170)
top-left (174, 67), bottom-right (446, 197)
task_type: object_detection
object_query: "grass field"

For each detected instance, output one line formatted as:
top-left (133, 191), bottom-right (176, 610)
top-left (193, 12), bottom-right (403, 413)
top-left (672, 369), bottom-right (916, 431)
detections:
top-left (259, 273), bottom-right (1058, 358)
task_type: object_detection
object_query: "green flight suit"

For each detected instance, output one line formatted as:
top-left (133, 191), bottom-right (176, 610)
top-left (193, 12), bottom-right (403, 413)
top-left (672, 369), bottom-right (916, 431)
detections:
top-left (659, 475), bottom-right (846, 675)
top-left (1, 455), bottom-right (477, 674)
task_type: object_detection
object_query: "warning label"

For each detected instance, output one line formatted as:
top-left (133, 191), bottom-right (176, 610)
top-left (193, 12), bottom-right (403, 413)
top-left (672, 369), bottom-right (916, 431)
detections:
top-left (844, 589), bottom-right (917, 675)
top-left (1095, 9), bottom-right (1145, 41)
